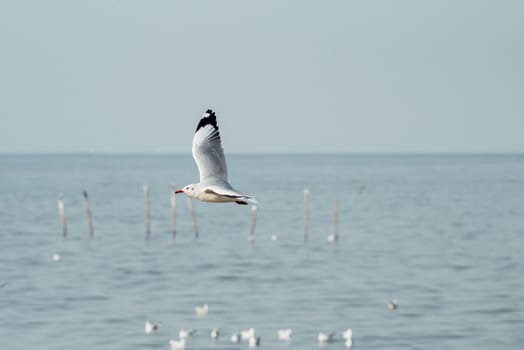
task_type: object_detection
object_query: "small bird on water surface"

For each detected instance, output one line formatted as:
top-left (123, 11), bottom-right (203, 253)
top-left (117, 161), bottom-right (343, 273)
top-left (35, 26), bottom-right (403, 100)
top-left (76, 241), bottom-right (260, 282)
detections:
top-left (230, 332), bottom-right (241, 343)
top-left (175, 110), bottom-right (256, 205)
top-left (343, 328), bottom-right (353, 348)
top-left (388, 300), bottom-right (399, 311)
top-left (249, 336), bottom-right (261, 347)
top-left (240, 327), bottom-right (256, 341)
top-left (211, 327), bottom-right (219, 340)
top-left (195, 303), bottom-right (209, 316)
top-left (144, 320), bottom-right (159, 334)
top-left (179, 329), bottom-right (196, 339)
top-left (318, 332), bottom-right (335, 343)
top-left (277, 328), bottom-right (293, 340)
top-left (169, 338), bottom-right (186, 350)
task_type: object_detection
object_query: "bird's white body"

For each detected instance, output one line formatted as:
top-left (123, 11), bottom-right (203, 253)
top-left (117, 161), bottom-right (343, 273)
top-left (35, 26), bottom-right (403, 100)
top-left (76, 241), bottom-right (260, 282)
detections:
top-left (211, 328), bottom-right (219, 340)
top-left (345, 338), bottom-right (353, 348)
top-left (176, 110), bottom-right (256, 205)
top-left (231, 333), bottom-right (241, 343)
top-left (241, 328), bottom-right (256, 341)
top-left (144, 321), bottom-right (158, 334)
top-left (388, 300), bottom-right (399, 310)
top-left (327, 233), bottom-right (337, 242)
top-left (179, 329), bottom-right (195, 339)
top-left (318, 332), bottom-right (335, 343)
top-left (248, 336), bottom-right (261, 347)
top-left (277, 328), bottom-right (293, 340)
top-left (342, 328), bottom-right (353, 340)
top-left (169, 339), bottom-right (186, 350)
top-left (195, 303), bottom-right (209, 316)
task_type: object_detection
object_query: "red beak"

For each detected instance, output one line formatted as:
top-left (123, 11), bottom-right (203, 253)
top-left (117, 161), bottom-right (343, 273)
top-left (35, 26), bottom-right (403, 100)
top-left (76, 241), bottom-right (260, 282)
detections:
top-left (175, 189), bottom-right (184, 194)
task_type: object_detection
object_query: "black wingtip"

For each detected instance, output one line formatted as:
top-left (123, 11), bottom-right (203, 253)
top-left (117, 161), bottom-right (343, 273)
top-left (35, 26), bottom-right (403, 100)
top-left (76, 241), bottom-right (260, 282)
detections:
top-left (195, 109), bottom-right (218, 133)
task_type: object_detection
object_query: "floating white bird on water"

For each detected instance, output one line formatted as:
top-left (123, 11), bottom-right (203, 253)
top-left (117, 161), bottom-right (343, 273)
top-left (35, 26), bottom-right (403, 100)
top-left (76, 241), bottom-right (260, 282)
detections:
top-left (230, 332), bottom-right (241, 343)
top-left (271, 233), bottom-right (278, 241)
top-left (179, 329), bottom-right (196, 339)
top-left (169, 338), bottom-right (186, 350)
top-left (318, 332), bottom-right (335, 343)
top-left (343, 328), bottom-right (353, 347)
top-left (52, 253), bottom-right (61, 262)
top-left (342, 328), bottom-right (353, 340)
top-left (277, 328), bottom-right (293, 340)
top-left (249, 336), bottom-right (261, 347)
top-left (144, 320), bottom-right (159, 334)
top-left (175, 110), bottom-right (256, 205)
top-left (195, 303), bottom-right (209, 316)
top-left (388, 300), bottom-right (399, 311)
top-left (240, 327), bottom-right (256, 341)
top-left (211, 327), bottom-right (219, 340)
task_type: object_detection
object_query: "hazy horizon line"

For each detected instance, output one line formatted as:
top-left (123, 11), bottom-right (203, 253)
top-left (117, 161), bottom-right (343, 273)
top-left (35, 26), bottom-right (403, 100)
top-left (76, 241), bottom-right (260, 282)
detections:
top-left (1, 151), bottom-right (523, 157)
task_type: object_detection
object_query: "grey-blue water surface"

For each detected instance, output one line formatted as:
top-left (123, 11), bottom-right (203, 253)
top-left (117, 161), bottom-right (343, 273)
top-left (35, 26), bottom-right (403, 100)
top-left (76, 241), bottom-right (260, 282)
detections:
top-left (1, 154), bottom-right (523, 350)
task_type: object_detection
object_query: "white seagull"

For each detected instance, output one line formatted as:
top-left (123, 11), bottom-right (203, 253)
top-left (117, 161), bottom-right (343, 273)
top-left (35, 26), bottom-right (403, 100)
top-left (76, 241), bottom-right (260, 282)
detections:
top-left (249, 336), bottom-right (261, 347)
top-left (175, 110), bottom-right (256, 205)
top-left (240, 327), bottom-right (256, 341)
top-left (211, 327), bottom-right (219, 340)
top-left (195, 303), bottom-right (209, 316)
top-left (277, 328), bottom-right (293, 340)
top-left (144, 320), bottom-right (159, 334)
top-left (342, 328), bottom-right (353, 340)
top-left (318, 332), bottom-right (335, 343)
top-left (388, 300), bottom-right (399, 311)
top-left (179, 329), bottom-right (196, 339)
top-left (327, 233), bottom-right (337, 242)
top-left (169, 339), bottom-right (186, 350)
top-left (231, 332), bottom-right (241, 343)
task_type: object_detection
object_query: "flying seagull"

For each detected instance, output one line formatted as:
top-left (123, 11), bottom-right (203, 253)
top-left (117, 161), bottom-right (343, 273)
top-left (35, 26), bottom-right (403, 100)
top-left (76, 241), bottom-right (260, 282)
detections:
top-left (176, 109), bottom-right (256, 205)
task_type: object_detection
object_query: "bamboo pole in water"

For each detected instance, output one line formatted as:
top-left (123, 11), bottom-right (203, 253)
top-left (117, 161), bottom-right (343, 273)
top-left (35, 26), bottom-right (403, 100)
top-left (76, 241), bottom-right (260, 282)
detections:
top-left (248, 205), bottom-right (257, 242)
top-left (332, 199), bottom-right (339, 241)
top-left (82, 190), bottom-right (94, 238)
top-left (186, 197), bottom-right (198, 239)
top-left (144, 185), bottom-right (151, 237)
top-left (170, 186), bottom-right (177, 239)
top-left (327, 199), bottom-right (340, 243)
top-left (304, 188), bottom-right (310, 243)
top-left (57, 193), bottom-right (67, 239)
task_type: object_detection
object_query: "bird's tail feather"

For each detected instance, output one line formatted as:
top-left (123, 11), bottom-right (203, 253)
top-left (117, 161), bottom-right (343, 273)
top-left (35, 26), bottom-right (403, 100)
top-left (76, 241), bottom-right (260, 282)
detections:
top-left (245, 196), bottom-right (258, 205)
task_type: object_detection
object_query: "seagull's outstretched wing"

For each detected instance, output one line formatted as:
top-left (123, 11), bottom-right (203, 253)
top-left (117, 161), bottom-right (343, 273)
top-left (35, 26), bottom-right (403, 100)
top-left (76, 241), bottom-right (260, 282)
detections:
top-left (192, 110), bottom-right (228, 183)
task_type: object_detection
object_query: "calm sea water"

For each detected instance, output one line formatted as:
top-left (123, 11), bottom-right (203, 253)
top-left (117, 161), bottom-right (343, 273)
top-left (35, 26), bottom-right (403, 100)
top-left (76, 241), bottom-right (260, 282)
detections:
top-left (0, 154), bottom-right (523, 350)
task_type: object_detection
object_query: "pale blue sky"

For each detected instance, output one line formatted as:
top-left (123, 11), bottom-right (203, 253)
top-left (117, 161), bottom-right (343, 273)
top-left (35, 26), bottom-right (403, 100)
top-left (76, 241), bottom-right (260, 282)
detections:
top-left (1, 1), bottom-right (523, 154)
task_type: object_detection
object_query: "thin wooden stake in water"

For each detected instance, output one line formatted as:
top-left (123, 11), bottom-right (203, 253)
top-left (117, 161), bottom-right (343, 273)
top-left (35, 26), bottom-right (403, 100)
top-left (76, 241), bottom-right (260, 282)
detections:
top-left (334, 199), bottom-right (339, 239)
top-left (304, 188), bottom-right (310, 243)
top-left (144, 185), bottom-right (151, 237)
top-left (170, 186), bottom-right (177, 239)
top-left (82, 190), bottom-right (94, 238)
top-left (186, 197), bottom-right (198, 239)
top-left (248, 205), bottom-right (257, 242)
top-left (328, 199), bottom-right (340, 243)
top-left (57, 193), bottom-right (67, 239)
